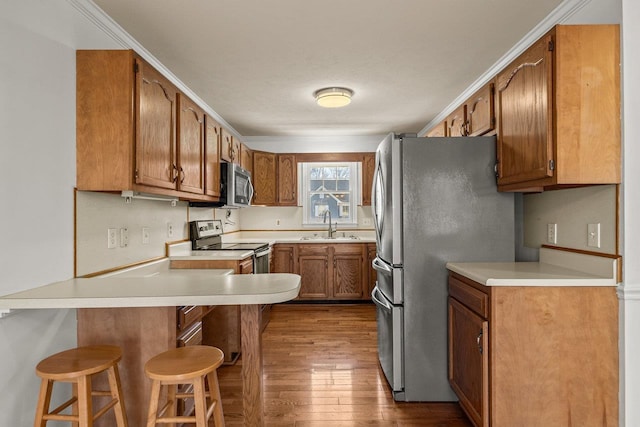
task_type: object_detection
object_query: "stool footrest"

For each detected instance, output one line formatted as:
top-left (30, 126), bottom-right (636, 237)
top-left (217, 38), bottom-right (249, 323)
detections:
top-left (47, 396), bottom-right (77, 416)
top-left (93, 398), bottom-right (119, 421)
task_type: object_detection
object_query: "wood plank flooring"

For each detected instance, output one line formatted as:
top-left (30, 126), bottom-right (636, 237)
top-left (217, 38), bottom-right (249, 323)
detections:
top-left (217, 303), bottom-right (472, 426)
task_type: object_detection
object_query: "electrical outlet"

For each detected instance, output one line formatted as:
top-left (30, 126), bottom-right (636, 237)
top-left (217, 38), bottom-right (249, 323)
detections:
top-left (107, 228), bottom-right (117, 249)
top-left (167, 222), bottom-right (174, 238)
top-left (120, 228), bottom-right (128, 247)
top-left (276, 219), bottom-right (281, 226)
top-left (142, 227), bottom-right (150, 244)
top-left (588, 223), bottom-right (601, 248)
top-left (547, 223), bottom-right (557, 244)
top-left (362, 218), bottom-right (372, 226)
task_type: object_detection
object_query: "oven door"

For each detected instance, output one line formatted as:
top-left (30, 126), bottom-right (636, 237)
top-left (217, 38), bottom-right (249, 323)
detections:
top-left (372, 284), bottom-right (404, 398)
top-left (253, 247), bottom-right (271, 274)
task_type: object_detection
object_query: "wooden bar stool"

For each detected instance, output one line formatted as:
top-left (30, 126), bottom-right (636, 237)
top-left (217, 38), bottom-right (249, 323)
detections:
top-left (34, 345), bottom-right (128, 427)
top-left (144, 345), bottom-right (225, 427)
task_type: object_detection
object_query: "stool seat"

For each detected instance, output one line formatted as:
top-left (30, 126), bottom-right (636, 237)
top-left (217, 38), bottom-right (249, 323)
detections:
top-left (36, 345), bottom-right (122, 380)
top-left (34, 345), bottom-right (128, 427)
top-left (145, 345), bottom-right (225, 427)
top-left (145, 346), bottom-right (224, 380)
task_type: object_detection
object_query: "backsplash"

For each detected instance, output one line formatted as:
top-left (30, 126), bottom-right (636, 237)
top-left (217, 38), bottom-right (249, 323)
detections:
top-left (239, 206), bottom-right (375, 231)
top-left (76, 191), bottom-right (190, 276)
top-left (522, 185), bottom-right (617, 254)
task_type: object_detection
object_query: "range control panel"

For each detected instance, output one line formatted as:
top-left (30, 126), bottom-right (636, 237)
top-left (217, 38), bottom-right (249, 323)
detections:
top-left (189, 220), bottom-right (223, 239)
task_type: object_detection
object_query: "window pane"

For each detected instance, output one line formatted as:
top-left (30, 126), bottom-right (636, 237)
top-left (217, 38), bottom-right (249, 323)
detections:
top-left (302, 162), bottom-right (359, 226)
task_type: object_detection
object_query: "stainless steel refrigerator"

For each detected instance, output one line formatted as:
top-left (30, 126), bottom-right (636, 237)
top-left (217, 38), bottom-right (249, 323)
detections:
top-left (371, 133), bottom-right (514, 401)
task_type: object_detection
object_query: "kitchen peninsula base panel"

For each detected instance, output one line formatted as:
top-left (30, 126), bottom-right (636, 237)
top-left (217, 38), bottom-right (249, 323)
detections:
top-left (77, 307), bottom-right (176, 427)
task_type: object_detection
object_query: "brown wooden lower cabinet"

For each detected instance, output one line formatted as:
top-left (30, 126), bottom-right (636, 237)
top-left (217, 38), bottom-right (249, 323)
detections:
top-left (273, 242), bottom-right (371, 301)
top-left (447, 272), bottom-right (618, 427)
top-left (170, 256), bottom-right (254, 362)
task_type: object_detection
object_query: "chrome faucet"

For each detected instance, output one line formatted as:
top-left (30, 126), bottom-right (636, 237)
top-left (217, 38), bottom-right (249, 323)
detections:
top-left (323, 210), bottom-right (335, 238)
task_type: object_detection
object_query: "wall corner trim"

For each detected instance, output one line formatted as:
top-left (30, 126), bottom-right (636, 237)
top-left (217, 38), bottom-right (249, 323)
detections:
top-left (617, 283), bottom-right (640, 300)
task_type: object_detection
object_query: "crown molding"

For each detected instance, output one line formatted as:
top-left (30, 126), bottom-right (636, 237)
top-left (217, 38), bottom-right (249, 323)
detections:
top-left (419, 0), bottom-right (592, 136)
top-left (66, 0), bottom-right (242, 139)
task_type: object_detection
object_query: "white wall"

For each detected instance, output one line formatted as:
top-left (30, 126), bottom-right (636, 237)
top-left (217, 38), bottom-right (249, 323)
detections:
top-left (0, 0), bottom-right (120, 424)
top-left (243, 135), bottom-right (383, 153)
top-left (240, 205), bottom-right (375, 231)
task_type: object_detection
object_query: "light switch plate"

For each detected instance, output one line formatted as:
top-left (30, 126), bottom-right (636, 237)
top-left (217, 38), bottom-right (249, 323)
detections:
top-left (547, 223), bottom-right (557, 244)
top-left (588, 223), bottom-right (601, 248)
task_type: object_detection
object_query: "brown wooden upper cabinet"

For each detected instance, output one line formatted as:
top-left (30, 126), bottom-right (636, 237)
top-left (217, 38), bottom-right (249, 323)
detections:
top-left (426, 121), bottom-right (447, 137)
top-left (361, 153), bottom-right (375, 206)
top-left (496, 25), bottom-right (620, 192)
top-left (466, 83), bottom-right (495, 136)
top-left (252, 151), bottom-right (278, 205)
top-left (277, 154), bottom-right (297, 206)
top-left (176, 94), bottom-right (205, 194)
top-left (220, 128), bottom-right (239, 164)
top-left (446, 105), bottom-right (467, 137)
top-left (76, 50), bottom-right (212, 201)
top-left (240, 143), bottom-right (253, 176)
top-left (204, 116), bottom-right (221, 198)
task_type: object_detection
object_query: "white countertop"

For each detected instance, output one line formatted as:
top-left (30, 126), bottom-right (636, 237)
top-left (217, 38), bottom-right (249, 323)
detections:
top-left (446, 247), bottom-right (619, 286)
top-left (0, 259), bottom-right (300, 309)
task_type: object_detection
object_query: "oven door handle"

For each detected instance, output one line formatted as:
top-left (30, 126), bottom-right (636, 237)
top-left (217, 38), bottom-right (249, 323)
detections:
top-left (254, 247), bottom-right (272, 258)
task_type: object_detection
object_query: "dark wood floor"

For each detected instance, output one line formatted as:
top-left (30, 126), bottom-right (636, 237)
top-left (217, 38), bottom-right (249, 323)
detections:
top-left (218, 303), bottom-right (472, 426)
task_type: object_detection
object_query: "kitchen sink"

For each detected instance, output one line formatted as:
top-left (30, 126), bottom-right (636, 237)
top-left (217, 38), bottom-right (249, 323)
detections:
top-left (299, 235), bottom-right (360, 241)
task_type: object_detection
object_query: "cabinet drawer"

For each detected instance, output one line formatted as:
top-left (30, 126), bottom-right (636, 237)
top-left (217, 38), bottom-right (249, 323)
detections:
top-left (177, 305), bottom-right (203, 332)
top-left (448, 275), bottom-right (488, 318)
top-left (177, 321), bottom-right (202, 347)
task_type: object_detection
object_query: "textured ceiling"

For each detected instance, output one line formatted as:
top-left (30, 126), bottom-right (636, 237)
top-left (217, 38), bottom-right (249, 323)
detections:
top-left (93, 0), bottom-right (564, 137)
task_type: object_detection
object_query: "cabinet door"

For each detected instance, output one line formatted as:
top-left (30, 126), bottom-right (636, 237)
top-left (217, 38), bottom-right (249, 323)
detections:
top-left (240, 143), bottom-right (253, 177)
top-left (239, 257), bottom-right (254, 275)
top-left (277, 154), bottom-right (297, 206)
top-left (361, 153), bottom-right (375, 206)
top-left (426, 121), bottom-right (447, 137)
top-left (252, 151), bottom-right (277, 205)
top-left (466, 83), bottom-right (495, 136)
top-left (333, 245), bottom-right (365, 299)
top-left (448, 297), bottom-right (488, 427)
top-left (204, 116), bottom-right (221, 197)
top-left (220, 128), bottom-right (234, 163)
top-left (297, 245), bottom-right (330, 299)
top-left (496, 34), bottom-right (554, 186)
top-left (135, 58), bottom-right (178, 190)
top-left (446, 105), bottom-right (468, 137)
top-left (272, 245), bottom-right (295, 273)
top-left (176, 94), bottom-right (205, 194)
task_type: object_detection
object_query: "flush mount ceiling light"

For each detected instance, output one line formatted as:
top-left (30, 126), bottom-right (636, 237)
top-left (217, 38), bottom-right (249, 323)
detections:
top-left (314, 87), bottom-right (354, 108)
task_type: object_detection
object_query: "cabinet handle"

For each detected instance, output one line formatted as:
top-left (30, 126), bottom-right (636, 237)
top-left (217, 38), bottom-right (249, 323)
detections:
top-left (477, 329), bottom-right (483, 355)
top-left (172, 164), bottom-right (179, 183)
top-left (179, 166), bottom-right (185, 184)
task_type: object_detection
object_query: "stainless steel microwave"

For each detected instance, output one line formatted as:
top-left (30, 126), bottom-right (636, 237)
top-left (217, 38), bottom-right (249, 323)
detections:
top-left (220, 162), bottom-right (253, 208)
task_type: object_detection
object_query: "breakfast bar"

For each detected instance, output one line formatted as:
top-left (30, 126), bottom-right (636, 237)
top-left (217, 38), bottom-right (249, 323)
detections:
top-left (0, 269), bottom-right (301, 427)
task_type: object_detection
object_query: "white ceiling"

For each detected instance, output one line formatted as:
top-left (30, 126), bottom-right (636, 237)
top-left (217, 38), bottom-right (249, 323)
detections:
top-left (93, 0), bottom-right (568, 138)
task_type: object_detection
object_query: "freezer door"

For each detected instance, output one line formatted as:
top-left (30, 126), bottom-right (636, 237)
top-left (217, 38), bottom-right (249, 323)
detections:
top-left (372, 285), bottom-right (404, 397)
top-left (372, 256), bottom-right (403, 304)
top-left (372, 133), bottom-right (403, 266)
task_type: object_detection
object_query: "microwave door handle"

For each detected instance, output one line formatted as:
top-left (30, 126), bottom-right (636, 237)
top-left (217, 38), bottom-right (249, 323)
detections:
top-left (248, 177), bottom-right (255, 205)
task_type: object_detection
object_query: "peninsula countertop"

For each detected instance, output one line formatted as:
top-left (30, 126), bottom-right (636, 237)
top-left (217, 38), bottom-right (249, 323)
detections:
top-left (0, 266), bottom-right (301, 309)
top-left (446, 247), bottom-right (620, 286)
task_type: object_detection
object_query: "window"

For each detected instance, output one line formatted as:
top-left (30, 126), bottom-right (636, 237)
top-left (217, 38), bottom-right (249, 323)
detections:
top-left (300, 162), bottom-right (360, 227)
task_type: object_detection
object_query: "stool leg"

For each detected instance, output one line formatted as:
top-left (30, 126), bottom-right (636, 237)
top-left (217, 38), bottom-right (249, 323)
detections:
top-left (77, 376), bottom-right (93, 427)
top-left (166, 384), bottom-right (177, 427)
top-left (33, 379), bottom-right (53, 427)
top-left (71, 383), bottom-right (79, 427)
top-left (106, 364), bottom-right (129, 427)
top-left (193, 378), bottom-right (207, 427)
top-left (206, 371), bottom-right (225, 427)
top-left (146, 380), bottom-right (161, 427)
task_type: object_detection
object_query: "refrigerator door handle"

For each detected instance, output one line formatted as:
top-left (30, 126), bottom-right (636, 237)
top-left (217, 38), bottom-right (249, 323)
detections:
top-left (371, 285), bottom-right (392, 311)
top-left (372, 256), bottom-right (392, 274)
